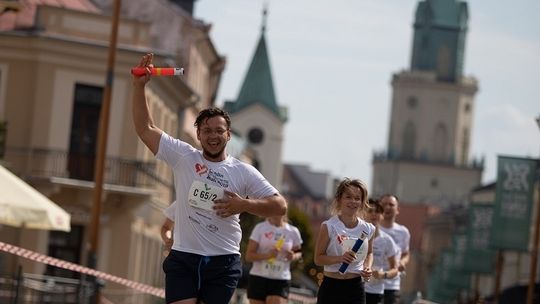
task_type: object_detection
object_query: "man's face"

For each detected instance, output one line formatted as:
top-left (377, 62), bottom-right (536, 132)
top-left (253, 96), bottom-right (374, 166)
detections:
top-left (196, 116), bottom-right (230, 161)
top-left (365, 208), bottom-right (383, 225)
top-left (381, 195), bottom-right (399, 220)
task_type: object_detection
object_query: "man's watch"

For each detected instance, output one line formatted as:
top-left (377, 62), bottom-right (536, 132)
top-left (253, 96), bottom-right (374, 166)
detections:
top-left (383, 271), bottom-right (388, 279)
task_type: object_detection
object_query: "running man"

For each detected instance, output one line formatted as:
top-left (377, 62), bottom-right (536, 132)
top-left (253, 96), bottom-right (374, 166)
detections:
top-left (132, 53), bottom-right (287, 304)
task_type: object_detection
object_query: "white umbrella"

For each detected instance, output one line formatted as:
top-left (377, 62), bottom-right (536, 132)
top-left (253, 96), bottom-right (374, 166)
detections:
top-left (0, 165), bottom-right (70, 232)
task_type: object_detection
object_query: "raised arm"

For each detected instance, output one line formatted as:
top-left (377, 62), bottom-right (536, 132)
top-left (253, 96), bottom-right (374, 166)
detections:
top-left (132, 53), bottom-right (163, 155)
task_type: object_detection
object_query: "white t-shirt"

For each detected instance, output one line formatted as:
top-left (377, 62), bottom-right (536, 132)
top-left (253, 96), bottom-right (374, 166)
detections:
top-left (322, 215), bottom-right (375, 274)
top-left (156, 132), bottom-right (278, 256)
top-left (163, 201), bottom-right (176, 220)
top-left (379, 222), bottom-right (410, 290)
top-left (364, 230), bottom-right (398, 294)
top-left (249, 220), bottom-right (303, 280)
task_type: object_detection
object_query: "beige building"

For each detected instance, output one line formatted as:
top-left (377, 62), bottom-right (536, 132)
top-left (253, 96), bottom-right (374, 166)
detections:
top-left (0, 1), bottom-right (223, 303)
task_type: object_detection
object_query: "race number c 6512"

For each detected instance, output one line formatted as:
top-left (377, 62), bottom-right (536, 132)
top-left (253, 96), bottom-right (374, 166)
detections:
top-left (188, 180), bottom-right (224, 211)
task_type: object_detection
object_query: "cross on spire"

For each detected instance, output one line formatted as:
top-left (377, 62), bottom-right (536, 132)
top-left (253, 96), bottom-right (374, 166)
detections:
top-left (261, 1), bottom-right (268, 33)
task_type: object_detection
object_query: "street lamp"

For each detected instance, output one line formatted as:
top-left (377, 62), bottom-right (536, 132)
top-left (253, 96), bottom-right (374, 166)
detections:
top-left (527, 114), bottom-right (540, 304)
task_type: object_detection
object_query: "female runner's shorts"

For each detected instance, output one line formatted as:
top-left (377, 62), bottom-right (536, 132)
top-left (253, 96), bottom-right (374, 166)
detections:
top-left (317, 276), bottom-right (365, 304)
top-left (247, 274), bottom-right (290, 300)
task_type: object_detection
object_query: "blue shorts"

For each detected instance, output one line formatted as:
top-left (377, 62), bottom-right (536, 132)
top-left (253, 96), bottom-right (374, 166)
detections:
top-left (162, 250), bottom-right (242, 304)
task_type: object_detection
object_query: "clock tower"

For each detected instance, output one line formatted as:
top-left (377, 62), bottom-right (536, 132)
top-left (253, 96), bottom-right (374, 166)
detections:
top-left (372, 0), bottom-right (483, 206)
top-left (224, 7), bottom-right (287, 188)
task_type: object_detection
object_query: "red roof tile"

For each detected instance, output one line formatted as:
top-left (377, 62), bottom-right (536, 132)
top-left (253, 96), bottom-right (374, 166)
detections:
top-left (0, 0), bottom-right (100, 31)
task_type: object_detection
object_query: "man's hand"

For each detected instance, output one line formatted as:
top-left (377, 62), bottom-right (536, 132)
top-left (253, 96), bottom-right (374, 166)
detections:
top-left (361, 267), bottom-right (372, 282)
top-left (213, 190), bottom-right (246, 218)
top-left (133, 53), bottom-right (154, 87)
top-left (163, 237), bottom-right (173, 250)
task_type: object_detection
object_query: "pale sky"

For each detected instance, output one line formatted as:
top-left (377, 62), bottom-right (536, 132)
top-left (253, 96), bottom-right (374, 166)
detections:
top-left (195, 0), bottom-right (540, 186)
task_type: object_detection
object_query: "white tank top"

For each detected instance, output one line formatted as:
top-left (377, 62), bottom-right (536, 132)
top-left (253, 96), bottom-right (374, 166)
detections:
top-left (323, 215), bottom-right (375, 274)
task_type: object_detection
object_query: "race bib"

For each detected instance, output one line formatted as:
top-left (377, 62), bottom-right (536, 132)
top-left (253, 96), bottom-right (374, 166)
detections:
top-left (188, 180), bottom-right (224, 211)
top-left (261, 260), bottom-right (286, 277)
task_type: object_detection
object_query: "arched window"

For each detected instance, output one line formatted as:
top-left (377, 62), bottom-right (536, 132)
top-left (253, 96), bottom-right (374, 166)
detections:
top-left (402, 121), bottom-right (416, 159)
top-left (461, 128), bottom-right (469, 165)
top-left (433, 123), bottom-right (447, 161)
top-left (437, 45), bottom-right (451, 79)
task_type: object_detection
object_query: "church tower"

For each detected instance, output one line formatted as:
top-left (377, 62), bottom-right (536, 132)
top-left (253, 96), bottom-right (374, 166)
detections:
top-left (372, 0), bottom-right (483, 206)
top-left (224, 7), bottom-right (287, 189)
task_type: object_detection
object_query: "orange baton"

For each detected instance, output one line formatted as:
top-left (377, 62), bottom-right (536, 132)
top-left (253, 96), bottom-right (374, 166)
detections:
top-left (131, 67), bottom-right (184, 76)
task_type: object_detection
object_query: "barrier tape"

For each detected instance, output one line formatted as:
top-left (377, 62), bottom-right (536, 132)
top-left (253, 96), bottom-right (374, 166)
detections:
top-left (0, 241), bottom-right (317, 303)
top-left (0, 241), bottom-right (165, 298)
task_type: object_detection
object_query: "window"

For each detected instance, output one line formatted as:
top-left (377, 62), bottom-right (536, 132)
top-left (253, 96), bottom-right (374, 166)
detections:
top-left (68, 84), bottom-right (103, 181)
top-left (436, 45), bottom-right (451, 79)
top-left (407, 96), bottom-right (418, 109)
top-left (402, 121), bottom-right (416, 159)
top-left (433, 123), bottom-right (448, 162)
top-left (464, 103), bottom-right (471, 113)
top-left (461, 128), bottom-right (469, 165)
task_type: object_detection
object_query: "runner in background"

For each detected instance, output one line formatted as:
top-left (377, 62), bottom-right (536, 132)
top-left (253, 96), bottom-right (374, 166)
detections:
top-left (245, 214), bottom-right (303, 304)
top-left (314, 178), bottom-right (375, 304)
top-left (160, 201), bottom-right (176, 251)
top-left (364, 198), bottom-right (399, 304)
top-left (379, 195), bottom-right (410, 304)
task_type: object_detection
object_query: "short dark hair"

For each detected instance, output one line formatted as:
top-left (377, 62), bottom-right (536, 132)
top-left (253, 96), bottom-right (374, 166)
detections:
top-left (367, 198), bottom-right (384, 213)
top-left (194, 107), bottom-right (231, 129)
top-left (380, 194), bottom-right (399, 202)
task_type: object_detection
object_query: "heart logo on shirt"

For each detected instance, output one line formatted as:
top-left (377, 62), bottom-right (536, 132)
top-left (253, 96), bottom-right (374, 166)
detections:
top-left (264, 232), bottom-right (274, 239)
top-left (195, 163), bottom-right (208, 176)
top-left (337, 234), bottom-right (345, 245)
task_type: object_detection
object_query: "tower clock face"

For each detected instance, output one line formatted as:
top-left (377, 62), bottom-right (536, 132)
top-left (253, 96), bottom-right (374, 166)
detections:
top-left (247, 127), bottom-right (264, 144)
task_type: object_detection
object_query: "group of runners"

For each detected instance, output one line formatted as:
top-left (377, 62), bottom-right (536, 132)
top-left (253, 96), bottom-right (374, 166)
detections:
top-left (132, 53), bottom-right (410, 304)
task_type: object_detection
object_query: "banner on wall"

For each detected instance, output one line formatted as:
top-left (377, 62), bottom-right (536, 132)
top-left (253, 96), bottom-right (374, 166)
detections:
top-left (464, 203), bottom-right (495, 273)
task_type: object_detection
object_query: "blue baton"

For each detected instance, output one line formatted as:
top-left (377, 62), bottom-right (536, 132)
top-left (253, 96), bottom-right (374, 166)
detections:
top-left (338, 238), bottom-right (364, 274)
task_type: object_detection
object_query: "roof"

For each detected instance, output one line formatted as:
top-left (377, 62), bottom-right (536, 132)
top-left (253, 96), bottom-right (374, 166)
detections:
top-left (225, 30), bottom-right (286, 122)
top-left (415, 0), bottom-right (468, 29)
top-left (284, 163), bottom-right (332, 200)
top-left (471, 181), bottom-right (496, 193)
top-left (0, 0), bottom-right (100, 31)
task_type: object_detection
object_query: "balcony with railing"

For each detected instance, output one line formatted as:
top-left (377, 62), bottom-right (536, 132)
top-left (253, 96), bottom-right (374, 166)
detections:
top-left (372, 149), bottom-right (484, 170)
top-left (2, 147), bottom-right (172, 191)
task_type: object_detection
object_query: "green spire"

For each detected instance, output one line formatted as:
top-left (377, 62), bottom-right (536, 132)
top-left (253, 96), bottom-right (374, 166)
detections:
top-left (224, 6), bottom-right (286, 122)
top-left (410, 0), bottom-right (469, 82)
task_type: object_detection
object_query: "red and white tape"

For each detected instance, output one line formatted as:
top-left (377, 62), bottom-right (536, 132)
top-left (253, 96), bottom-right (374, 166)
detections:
top-left (0, 241), bottom-right (165, 298)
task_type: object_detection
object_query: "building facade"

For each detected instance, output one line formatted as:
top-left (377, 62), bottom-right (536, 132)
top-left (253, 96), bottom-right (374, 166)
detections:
top-left (0, 1), bottom-right (224, 303)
